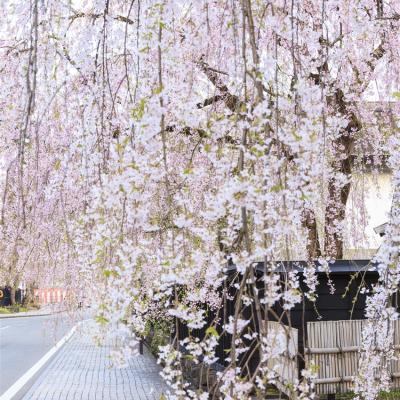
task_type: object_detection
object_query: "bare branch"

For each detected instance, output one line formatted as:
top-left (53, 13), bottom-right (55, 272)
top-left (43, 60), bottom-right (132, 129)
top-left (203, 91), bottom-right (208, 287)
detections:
top-left (196, 56), bottom-right (240, 112)
top-left (69, 12), bottom-right (134, 25)
top-left (196, 94), bottom-right (225, 109)
top-left (165, 124), bottom-right (238, 144)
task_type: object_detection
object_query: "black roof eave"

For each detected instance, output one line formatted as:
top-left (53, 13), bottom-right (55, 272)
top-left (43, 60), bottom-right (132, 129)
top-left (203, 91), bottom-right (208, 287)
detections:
top-left (225, 259), bottom-right (379, 275)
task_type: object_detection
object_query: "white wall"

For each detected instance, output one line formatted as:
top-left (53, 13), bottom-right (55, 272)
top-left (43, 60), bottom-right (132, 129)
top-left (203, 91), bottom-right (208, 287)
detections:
top-left (344, 172), bottom-right (392, 258)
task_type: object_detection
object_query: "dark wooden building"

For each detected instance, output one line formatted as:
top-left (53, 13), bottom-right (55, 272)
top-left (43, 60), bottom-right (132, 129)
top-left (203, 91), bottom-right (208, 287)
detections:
top-left (176, 259), bottom-right (379, 375)
top-left (0, 287), bottom-right (23, 307)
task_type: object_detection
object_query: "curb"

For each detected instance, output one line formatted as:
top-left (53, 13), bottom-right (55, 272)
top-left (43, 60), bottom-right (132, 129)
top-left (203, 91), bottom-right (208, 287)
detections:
top-left (0, 324), bottom-right (77, 400)
top-left (0, 310), bottom-right (66, 319)
top-left (0, 312), bottom-right (52, 319)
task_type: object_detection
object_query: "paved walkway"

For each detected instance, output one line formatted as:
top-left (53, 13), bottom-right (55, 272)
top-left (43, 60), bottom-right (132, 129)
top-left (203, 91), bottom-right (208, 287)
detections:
top-left (22, 324), bottom-right (167, 400)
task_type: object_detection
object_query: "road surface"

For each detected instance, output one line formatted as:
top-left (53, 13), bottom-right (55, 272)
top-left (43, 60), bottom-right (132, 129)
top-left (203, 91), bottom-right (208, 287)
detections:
top-left (0, 313), bottom-right (75, 396)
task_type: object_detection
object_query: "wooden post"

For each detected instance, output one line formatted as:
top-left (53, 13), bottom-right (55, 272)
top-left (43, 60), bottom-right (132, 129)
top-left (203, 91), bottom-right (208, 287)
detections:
top-left (139, 340), bottom-right (143, 355)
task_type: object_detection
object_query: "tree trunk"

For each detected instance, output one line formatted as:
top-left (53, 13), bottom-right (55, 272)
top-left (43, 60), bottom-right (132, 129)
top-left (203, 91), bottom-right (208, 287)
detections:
top-left (22, 282), bottom-right (35, 306)
top-left (303, 209), bottom-right (321, 259)
top-left (324, 122), bottom-right (356, 259)
top-left (9, 285), bottom-right (16, 306)
top-left (324, 179), bottom-right (351, 259)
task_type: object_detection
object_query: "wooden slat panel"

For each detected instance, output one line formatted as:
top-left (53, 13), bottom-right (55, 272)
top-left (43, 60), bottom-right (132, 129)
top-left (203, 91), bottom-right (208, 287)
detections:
top-left (265, 321), bottom-right (298, 397)
top-left (306, 319), bottom-right (400, 394)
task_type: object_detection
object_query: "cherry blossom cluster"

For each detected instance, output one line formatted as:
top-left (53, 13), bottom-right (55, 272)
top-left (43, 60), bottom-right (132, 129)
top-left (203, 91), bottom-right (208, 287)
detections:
top-left (0, 1), bottom-right (399, 399)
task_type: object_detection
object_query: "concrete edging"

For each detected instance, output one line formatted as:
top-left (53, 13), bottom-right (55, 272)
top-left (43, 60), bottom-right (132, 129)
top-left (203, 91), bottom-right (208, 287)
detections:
top-left (0, 312), bottom-right (52, 319)
top-left (0, 309), bottom-right (66, 319)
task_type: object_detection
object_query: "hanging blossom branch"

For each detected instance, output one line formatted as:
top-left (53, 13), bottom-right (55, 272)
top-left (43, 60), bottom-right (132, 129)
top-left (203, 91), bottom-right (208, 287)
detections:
top-left (355, 132), bottom-right (400, 400)
top-left (0, 1), bottom-right (399, 399)
top-left (18, 0), bottom-right (39, 229)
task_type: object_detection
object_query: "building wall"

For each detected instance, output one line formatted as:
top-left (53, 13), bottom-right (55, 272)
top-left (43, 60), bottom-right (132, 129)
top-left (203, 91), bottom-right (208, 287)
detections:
top-left (34, 288), bottom-right (67, 304)
top-left (344, 172), bottom-right (392, 258)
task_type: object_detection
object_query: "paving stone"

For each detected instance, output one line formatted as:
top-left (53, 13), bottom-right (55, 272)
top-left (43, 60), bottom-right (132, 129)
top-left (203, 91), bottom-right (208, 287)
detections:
top-left (23, 323), bottom-right (167, 400)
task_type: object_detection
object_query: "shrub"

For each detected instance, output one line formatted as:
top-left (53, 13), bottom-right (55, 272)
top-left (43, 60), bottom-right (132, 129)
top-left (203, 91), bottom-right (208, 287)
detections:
top-left (145, 318), bottom-right (172, 357)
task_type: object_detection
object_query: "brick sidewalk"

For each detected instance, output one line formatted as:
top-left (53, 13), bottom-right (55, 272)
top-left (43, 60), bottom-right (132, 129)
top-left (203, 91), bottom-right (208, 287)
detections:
top-left (23, 323), bottom-right (167, 400)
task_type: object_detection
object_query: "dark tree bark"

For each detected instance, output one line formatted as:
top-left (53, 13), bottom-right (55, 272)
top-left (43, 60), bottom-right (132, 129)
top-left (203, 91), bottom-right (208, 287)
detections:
top-left (9, 285), bottom-right (16, 306)
top-left (303, 209), bottom-right (322, 259)
top-left (317, 41), bottom-right (384, 258)
top-left (22, 282), bottom-right (35, 306)
top-left (323, 95), bottom-right (360, 259)
top-left (196, 43), bottom-right (384, 260)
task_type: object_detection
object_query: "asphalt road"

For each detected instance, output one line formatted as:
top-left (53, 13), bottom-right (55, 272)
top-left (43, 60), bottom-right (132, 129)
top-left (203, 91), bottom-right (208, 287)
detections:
top-left (0, 313), bottom-right (75, 396)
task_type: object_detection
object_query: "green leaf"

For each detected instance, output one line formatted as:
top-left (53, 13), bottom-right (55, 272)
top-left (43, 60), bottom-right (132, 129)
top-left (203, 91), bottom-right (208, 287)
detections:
top-left (131, 98), bottom-right (146, 120)
top-left (270, 184), bottom-right (284, 193)
top-left (392, 91), bottom-right (400, 99)
top-left (127, 162), bottom-right (139, 170)
top-left (153, 85), bottom-right (163, 95)
top-left (103, 269), bottom-right (120, 278)
top-left (300, 193), bottom-right (309, 201)
top-left (103, 270), bottom-right (111, 278)
top-left (233, 191), bottom-right (245, 200)
top-left (205, 326), bottom-right (219, 338)
top-left (203, 143), bottom-right (211, 153)
top-left (292, 131), bottom-right (302, 141)
top-left (115, 142), bottom-right (125, 154)
top-left (95, 315), bottom-right (109, 325)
